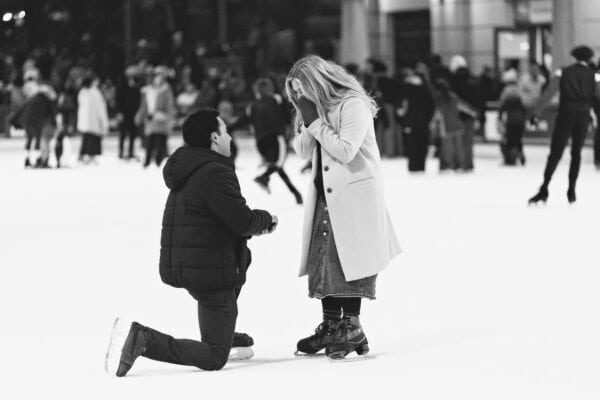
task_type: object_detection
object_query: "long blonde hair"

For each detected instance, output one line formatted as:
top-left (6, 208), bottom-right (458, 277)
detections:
top-left (285, 56), bottom-right (378, 129)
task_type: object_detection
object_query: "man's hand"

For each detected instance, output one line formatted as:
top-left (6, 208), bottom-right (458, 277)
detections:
top-left (267, 215), bottom-right (278, 234)
top-left (295, 96), bottom-right (319, 127)
top-left (528, 114), bottom-right (539, 127)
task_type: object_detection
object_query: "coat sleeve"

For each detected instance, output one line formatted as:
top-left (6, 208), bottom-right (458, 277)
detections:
top-left (293, 122), bottom-right (317, 160)
top-left (306, 98), bottom-right (370, 165)
top-left (203, 166), bottom-right (273, 237)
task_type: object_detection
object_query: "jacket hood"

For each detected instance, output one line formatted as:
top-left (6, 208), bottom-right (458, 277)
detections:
top-left (163, 146), bottom-right (233, 190)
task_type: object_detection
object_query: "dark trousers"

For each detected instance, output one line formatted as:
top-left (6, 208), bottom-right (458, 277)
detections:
top-left (24, 126), bottom-right (41, 151)
top-left (405, 126), bottom-right (429, 172)
top-left (501, 122), bottom-right (525, 165)
top-left (259, 165), bottom-right (302, 197)
top-left (595, 126), bottom-right (600, 165)
top-left (461, 119), bottom-right (475, 170)
top-left (143, 289), bottom-right (238, 371)
top-left (542, 108), bottom-right (591, 190)
top-left (439, 130), bottom-right (465, 171)
top-left (144, 132), bottom-right (168, 167)
top-left (79, 133), bottom-right (102, 157)
top-left (119, 119), bottom-right (138, 158)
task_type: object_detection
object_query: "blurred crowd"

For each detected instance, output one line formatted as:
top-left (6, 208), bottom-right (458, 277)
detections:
top-left (2, 45), bottom-right (598, 172)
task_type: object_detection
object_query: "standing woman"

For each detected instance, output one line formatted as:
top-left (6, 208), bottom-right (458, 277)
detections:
top-left (286, 56), bottom-right (401, 360)
top-left (78, 75), bottom-right (109, 164)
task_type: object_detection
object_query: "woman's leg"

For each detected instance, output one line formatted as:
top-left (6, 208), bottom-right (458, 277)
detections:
top-left (328, 297), bottom-right (369, 359)
top-left (322, 297), bottom-right (342, 321)
top-left (340, 297), bottom-right (361, 316)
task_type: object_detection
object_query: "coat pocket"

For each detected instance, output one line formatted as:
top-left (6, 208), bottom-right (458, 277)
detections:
top-left (347, 176), bottom-right (375, 189)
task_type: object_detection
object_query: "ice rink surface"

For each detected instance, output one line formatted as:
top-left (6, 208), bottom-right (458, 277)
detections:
top-left (1, 136), bottom-right (599, 399)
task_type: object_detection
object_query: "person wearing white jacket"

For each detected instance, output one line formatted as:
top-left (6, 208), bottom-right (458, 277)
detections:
top-left (77, 76), bottom-right (109, 164)
top-left (286, 56), bottom-right (401, 360)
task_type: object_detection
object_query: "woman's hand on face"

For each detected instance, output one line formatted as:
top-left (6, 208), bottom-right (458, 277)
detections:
top-left (296, 96), bottom-right (319, 127)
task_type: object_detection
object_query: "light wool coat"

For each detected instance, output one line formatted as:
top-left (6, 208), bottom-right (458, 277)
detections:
top-left (294, 97), bottom-right (401, 281)
top-left (77, 86), bottom-right (109, 135)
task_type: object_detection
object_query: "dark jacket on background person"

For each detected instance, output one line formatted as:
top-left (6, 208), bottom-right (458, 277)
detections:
top-left (116, 80), bottom-right (141, 122)
top-left (159, 146), bottom-right (272, 292)
top-left (11, 92), bottom-right (57, 135)
top-left (229, 95), bottom-right (288, 141)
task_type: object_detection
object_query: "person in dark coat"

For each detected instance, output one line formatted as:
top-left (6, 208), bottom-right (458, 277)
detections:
top-left (397, 70), bottom-right (435, 172)
top-left (451, 66), bottom-right (485, 171)
top-left (116, 66), bottom-right (142, 160)
top-left (528, 46), bottom-right (600, 204)
top-left (10, 84), bottom-right (57, 168)
top-left (498, 85), bottom-right (527, 166)
top-left (105, 109), bottom-right (277, 377)
top-left (229, 78), bottom-right (303, 204)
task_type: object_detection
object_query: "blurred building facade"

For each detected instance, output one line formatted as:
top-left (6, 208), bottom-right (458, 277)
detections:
top-left (357, 0), bottom-right (600, 74)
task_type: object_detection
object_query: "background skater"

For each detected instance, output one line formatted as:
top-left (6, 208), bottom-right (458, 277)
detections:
top-left (528, 45), bottom-right (600, 204)
top-left (229, 77), bottom-right (303, 204)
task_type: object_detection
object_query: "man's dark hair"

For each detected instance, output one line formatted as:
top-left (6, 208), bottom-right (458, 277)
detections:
top-left (571, 45), bottom-right (594, 62)
top-left (183, 109), bottom-right (220, 148)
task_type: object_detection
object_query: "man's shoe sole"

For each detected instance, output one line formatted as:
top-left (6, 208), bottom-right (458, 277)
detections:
top-left (228, 347), bottom-right (254, 361)
top-left (105, 317), bottom-right (133, 375)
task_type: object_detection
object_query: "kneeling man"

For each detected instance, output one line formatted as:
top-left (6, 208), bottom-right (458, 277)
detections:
top-left (106, 109), bottom-right (277, 376)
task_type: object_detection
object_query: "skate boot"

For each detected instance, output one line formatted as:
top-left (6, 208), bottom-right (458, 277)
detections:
top-left (24, 158), bottom-right (32, 168)
top-left (293, 191), bottom-right (303, 205)
top-left (229, 332), bottom-right (255, 361)
top-left (296, 318), bottom-right (341, 355)
top-left (326, 315), bottom-right (369, 360)
top-left (528, 186), bottom-right (548, 205)
top-left (254, 175), bottom-right (271, 194)
top-left (105, 318), bottom-right (148, 377)
top-left (567, 187), bottom-right (577, 204)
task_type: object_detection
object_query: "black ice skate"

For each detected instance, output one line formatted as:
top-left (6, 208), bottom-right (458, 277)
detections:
top-left (326, 315), bottom-right (369, 360)
top-left (295, 318), bottom-right (341, 355)
top-left (105, 318), bottom-right (147, 377)
top-left (528, 186), bottom-right (548, 205)
top-left (254, 175), bottom-right (271, 194)
top-left (567, 188), bottom-right (577, 204)
top-left (229, 332), bottom-right (255, 361)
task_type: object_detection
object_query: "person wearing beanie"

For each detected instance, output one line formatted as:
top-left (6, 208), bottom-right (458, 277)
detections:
top-left (105, 109), bottom-right (278, 377)
top-left (528, 45), bottom-right (600, 204)
top-left (135, 65), bottom-right (176, 167)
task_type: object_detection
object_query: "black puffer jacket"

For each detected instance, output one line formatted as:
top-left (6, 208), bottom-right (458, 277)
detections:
top-left (159, 146), bottom-right (272, 292)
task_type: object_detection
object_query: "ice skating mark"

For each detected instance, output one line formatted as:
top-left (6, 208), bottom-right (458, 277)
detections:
top-left (105, 317), bottom-right (132, 375)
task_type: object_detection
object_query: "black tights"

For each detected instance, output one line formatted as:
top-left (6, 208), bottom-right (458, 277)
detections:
top-left (322, 297), bottom-right (361, 320)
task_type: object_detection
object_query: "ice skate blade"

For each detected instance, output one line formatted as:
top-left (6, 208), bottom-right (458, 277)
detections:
top-left (327, 353), bottom-right (375, 362)
top-left (327, 343), bottom-right (370, 361)
top-left (527, 200), bottom-right (547, 206)
top-left (105, 317), bottom-right (133, 375)
top-left (228, 346), bottom-right (254, 361)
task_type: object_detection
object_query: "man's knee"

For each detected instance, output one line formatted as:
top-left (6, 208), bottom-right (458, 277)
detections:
top-left (200, 351), bottom-right (229, 371)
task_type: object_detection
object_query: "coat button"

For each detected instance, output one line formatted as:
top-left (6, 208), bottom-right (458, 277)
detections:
top-left (327, 188), bottom-right (332, 193)
top-left (323, 232), bottom-right (327, 236)
top-left (324, 166), bottom-right (329, 172)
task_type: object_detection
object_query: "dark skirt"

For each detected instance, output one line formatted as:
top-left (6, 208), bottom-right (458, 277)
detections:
top-left (80, 132), bottom-right (102, 156)
top-left (307, 195), bottom-right (376, 299)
